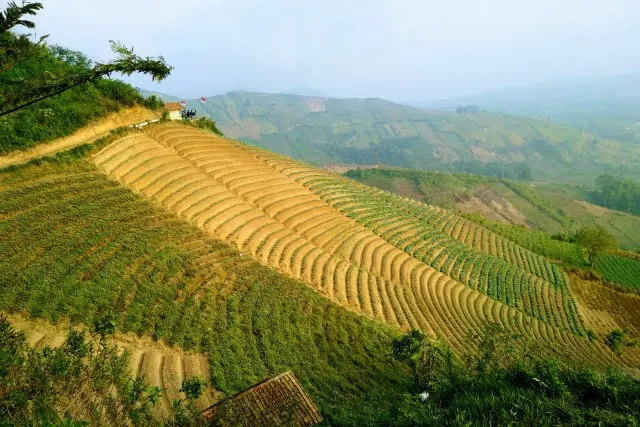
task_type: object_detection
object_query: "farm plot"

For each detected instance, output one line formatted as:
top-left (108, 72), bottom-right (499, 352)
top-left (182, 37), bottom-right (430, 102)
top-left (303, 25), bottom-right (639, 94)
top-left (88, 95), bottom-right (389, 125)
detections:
top-left (6, 314), bottom-right (218, 418)
top-left (594, 254), bottom-right (640, 290)
top-left (0, 160), bottom-right (421, 425)
top-left (255, 163), bottom-right (582, 334)
top-left (85, 123), bottom-right (640, 369)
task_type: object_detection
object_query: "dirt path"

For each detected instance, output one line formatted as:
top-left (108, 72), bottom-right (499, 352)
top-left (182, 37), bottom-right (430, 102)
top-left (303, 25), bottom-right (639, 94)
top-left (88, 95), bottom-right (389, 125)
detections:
top-left (0, 106), bottom-right (159, 169)
top-left (5, 313), bottom-right (220, 417)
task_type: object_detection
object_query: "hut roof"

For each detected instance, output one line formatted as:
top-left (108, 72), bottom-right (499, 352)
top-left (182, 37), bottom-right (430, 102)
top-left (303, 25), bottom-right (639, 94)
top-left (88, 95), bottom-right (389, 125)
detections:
top-left (202, 371), bottom-right (322, 427)
top-left (164, 102), bottom-right (183, 111)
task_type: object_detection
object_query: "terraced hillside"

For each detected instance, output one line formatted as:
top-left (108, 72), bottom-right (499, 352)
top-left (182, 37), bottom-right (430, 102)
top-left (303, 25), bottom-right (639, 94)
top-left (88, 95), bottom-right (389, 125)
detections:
top-left (179, 91), bottom-right (640, 181)
top-left (345, 167), bottom-right (640, 251)
top-left (88, 122), bottom-right (640, 369)
top-left (0, 157), bottom-right (413, 425)
top-left (7, 315), bottom-right (218, 419)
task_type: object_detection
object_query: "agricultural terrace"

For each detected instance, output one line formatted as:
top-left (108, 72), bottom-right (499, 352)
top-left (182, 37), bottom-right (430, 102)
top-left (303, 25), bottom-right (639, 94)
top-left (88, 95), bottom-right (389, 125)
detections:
top-left (594, 254), bottom-right (640, 290)
top-left (89, 123), bottom-right (640, 369)
top-left (0, 158), bottom-right (412, 425)
top-left (7, 315), bottom-right (217, 419)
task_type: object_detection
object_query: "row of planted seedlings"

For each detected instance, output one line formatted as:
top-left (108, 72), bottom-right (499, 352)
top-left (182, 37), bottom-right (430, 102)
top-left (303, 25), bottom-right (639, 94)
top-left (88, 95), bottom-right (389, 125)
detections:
top-left (307, 176), bottom-right (570, 294)
top-left (229, 150), bottom-right (589, 336)
top-left (314, 174), bottom-right (565, 289)
top-left (306, 179), bottom-right (583, 332)
top-left (247, 151), bottom-right (599, 344)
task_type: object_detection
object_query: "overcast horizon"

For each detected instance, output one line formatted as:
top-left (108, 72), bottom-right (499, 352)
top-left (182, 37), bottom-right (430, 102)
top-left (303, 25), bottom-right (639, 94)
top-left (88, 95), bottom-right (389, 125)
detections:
top-left (16, 0), bottom-right (640, 103)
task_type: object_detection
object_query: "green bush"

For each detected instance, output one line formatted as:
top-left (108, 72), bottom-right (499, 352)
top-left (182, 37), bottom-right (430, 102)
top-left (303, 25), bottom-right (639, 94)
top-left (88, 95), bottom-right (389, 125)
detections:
top-left (390, 327), bottom-right (640, 426)
top-left (188, 117), bottom-right (224, 136)
top-left (0, 315), bottom-right (158, 425)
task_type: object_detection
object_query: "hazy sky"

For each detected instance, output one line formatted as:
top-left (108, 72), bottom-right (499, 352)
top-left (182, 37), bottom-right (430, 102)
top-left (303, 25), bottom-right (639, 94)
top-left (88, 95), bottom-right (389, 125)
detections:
top-left (17, 0), bottom-right (640, 101)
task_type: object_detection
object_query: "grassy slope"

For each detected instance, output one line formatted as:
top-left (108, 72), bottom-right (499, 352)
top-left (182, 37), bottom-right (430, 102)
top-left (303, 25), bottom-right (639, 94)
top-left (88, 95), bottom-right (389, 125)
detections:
top-left (178, 91), bottom-right (640, 182)
top-left (0, 155), bottom-right (410, 426)
top-left (345, 167), bottom-right (640, 289)
top-left (2, 129), bottom-right (640, 425)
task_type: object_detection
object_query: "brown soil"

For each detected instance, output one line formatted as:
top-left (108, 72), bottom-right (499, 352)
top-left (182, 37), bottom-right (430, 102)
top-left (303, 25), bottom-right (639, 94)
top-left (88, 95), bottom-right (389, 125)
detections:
top-left (570, 275), bottom-right (640, 336)
top-left (456, 186), bottom-right (527, 225)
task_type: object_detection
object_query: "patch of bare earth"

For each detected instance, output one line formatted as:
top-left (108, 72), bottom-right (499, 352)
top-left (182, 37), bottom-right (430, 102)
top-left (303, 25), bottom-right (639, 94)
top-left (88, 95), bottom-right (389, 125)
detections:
top-left (569, 275), bottom-right (640, 336)
top-left (392, 177), bottom-right (425, 202)
top-left (5, 313), bottom-right (221, 415)
top-left (469, 146), bottom-right (499, 162)
top-left (304, 98), bottom-right (326, 113)
top-left (575, 199), bottom-right (638, 219)
top-left (455, 186), bottom-right (527, 225)
top-left (325, 164), bottom-right (378, 174)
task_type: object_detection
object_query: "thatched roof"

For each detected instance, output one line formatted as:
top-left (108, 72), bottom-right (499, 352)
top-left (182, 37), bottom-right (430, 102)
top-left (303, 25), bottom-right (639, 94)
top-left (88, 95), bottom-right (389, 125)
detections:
top-left (202, 371), bottom-right (322, 427)
top-left (164, 102), bottom-right (183, 111)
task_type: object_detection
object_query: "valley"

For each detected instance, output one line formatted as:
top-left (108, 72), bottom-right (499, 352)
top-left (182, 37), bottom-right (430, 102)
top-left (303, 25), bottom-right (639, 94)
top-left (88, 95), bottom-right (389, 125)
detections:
top-left (170, 91), bottom-right (640, 182)
top-left (3, 3), bottom-right (640, 423)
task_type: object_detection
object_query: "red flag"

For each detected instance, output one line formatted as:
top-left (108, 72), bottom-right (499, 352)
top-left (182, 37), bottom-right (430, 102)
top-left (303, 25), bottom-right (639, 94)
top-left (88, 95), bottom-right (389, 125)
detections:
top-left (200, 97), bottom-right (207, 104)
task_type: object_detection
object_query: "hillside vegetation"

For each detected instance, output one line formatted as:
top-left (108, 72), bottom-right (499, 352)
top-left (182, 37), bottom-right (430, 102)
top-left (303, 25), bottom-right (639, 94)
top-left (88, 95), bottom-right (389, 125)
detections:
top-left (345, 167), bottom-right (640, 290)
top-left (0, 36), bottom-right (163, 154)
top-left (2, 122), bottom-right (640, 424)
top-left (173, 91), bottom-right (640, 182)
top-left (429, 73), bottom-right (640, 146)
top-left (85, 122), bottom-right (640, 368)
top-left (0, 153), bottom-right (410, 425)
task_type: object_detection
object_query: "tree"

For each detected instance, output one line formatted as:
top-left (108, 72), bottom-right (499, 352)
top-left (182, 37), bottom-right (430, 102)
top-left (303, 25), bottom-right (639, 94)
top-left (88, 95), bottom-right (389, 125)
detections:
top-left (574, 225), bottom-right (618, 263)
top-left (0, 2), bottom-right (47, 74)
top-left (0, 1), bottom-right (172, 117)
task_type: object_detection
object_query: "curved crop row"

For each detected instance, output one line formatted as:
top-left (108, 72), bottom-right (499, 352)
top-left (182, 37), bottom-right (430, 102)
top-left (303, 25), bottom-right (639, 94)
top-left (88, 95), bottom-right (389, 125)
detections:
top-left (594, 254), bottom-right (640, 290)
top-left (85, 124), bottom-right (640, 369)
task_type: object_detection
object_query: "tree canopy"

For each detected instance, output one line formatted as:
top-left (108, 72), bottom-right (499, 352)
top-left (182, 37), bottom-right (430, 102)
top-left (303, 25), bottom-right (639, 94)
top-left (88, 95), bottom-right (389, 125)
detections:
top-left (592, 174), bottom-right (640, 215)
top-left (574, 224), bottom-right (618, 263)
top-left (0, 1), bottom-right (172, 117)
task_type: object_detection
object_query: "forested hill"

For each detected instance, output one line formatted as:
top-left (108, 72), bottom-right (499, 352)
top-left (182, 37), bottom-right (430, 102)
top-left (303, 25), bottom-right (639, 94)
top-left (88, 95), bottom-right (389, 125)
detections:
top-left (159, 90), bottom-right (640, 182)
top-left (427, 73), bottom-right (640, 144)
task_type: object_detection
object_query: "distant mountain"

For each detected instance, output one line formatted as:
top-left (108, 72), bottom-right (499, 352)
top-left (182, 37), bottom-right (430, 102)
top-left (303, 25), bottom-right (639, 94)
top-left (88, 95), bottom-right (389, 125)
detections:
top-left (283, 87), bottom-right (328, 97)
top-left (138, 89), bottom-right (181, 102)
top-left (150, 90), bottom-right (640, 182)
top-left (426, 73), bottom-right (640, 142)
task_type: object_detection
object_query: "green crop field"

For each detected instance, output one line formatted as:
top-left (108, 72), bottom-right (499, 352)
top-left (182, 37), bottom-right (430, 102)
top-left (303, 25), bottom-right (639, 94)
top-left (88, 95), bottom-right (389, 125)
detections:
top-left (2, 123), bottom-right (640, 426)
top-left (594, 254), bottom-right (640, 290)
top-left (0, 156), bottom-right (411, 426)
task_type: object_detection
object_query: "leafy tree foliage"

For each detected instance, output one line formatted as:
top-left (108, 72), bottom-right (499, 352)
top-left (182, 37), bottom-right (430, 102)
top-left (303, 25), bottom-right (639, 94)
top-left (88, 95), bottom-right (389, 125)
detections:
top-left (187, 117), bottom-right (224, 136)
top-left (0, 315), bottom-right (159, 425)
top-left (591, 174), bottom-right (640, 215)
top-left (574, 225), bottom-right (618, 263)
top-left (0, 1), bottom-right (171, 153)
top-left (0, 1), bottom-right (47, 73)
top-left (456, 104), bottom-right (480, 114)
top-left (604, 329), bottom-right (638, 356)
top-left (0, 1), bottom-right (172, 117)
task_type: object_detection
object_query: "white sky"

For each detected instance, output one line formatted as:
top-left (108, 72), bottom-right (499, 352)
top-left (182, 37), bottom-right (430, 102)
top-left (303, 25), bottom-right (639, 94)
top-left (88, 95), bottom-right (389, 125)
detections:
top-left (13, 0), bottom-right (640, 101)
